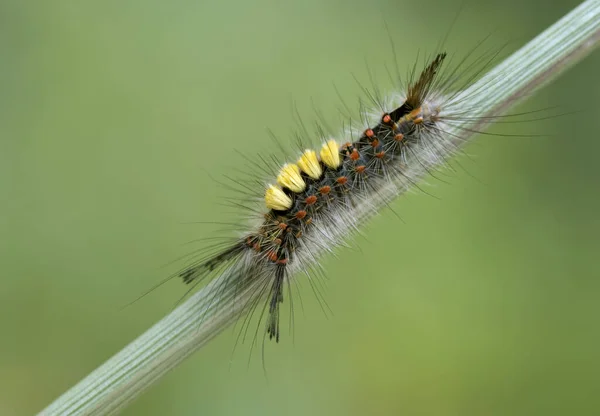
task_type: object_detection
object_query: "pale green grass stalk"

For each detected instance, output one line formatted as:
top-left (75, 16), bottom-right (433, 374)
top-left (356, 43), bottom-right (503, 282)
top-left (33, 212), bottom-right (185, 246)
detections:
top-left (39, 1), bottom-right (600, 414)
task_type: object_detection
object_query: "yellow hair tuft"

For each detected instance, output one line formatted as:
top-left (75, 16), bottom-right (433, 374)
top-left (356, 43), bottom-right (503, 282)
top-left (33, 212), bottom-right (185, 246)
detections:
top-left (297, 149), bottom-right (322, 180)
top-left (265, 184), bottom-right (293, 211)
top-left (277, 163), bottom-right (306, 193)
top-left (320, 140), bottom-right (341, 169)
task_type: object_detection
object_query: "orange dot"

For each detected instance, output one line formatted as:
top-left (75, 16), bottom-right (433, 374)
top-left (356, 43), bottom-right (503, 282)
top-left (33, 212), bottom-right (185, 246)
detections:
top-left (319, 185), bottom-right (331, 195)
top-left (395, 133), bottom-right (404, 141)
top-left (370, 138), bottom-right (379, 147)
top-left (375, 151), bottom-right (385, 159)
top-left (336, 176), bottom-right (348, 185)
top-left (414, 116), bottom-right (424, 125)
top-left (278, 222), bottom-right (288, 230)
top-left (350, 149), bottom-right (360, 161)
top-left (365, 129), bottom-right (374, 138)
top-left (382, 114), bottom-right (391, 124)
top-left (355, 165), bottom-right (366, 173)
top-left (267, 251), bottom-right (278, 262)
top-left (295, 210), bottom-right (307, 220)
top-left (305, 195), bottom-right (317, 205)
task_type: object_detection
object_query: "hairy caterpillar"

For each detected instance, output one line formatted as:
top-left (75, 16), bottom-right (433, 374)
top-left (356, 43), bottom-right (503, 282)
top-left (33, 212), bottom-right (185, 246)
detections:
top-left (174, 50), bottom-right (494, 343)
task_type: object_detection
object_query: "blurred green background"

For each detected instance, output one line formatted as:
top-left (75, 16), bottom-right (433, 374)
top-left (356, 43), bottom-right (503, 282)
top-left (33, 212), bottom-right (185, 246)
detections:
top-left (2, 0), bottom-right (599, 415)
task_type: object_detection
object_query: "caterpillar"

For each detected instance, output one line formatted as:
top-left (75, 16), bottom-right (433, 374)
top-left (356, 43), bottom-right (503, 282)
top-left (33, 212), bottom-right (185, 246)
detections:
top-left (175, 50), bottom-right (481, 343)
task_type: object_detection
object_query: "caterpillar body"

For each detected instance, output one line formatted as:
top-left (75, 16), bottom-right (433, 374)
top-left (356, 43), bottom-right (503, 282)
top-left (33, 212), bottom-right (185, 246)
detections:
top-left (178, 52), bottom-right (460, 342)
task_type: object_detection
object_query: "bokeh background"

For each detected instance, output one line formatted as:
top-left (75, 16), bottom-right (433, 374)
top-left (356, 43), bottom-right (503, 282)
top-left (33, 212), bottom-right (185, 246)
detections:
top-left (2, 0), bottom-right (599, 415)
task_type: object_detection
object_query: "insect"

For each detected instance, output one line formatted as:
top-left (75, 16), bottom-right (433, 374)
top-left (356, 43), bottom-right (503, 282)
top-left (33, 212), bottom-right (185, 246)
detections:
top-left (176, 51), bottom-right (471, 343)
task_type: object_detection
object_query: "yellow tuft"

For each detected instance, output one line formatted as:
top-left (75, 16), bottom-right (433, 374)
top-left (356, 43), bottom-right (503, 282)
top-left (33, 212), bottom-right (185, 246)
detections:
top-left (265, 184), bottom-right (293, 211)
top-left (320, 140), bottom-right (341, 169)
top-left (277, 163), bottom-right (306, 193)
top-left (297, 149), bottom-right (322, 180)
